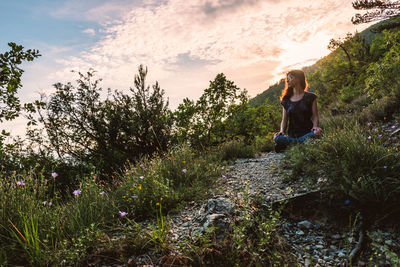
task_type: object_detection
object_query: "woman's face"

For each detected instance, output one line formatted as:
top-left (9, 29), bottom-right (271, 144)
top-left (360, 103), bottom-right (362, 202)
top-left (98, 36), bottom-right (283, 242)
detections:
top-left (287, 74), bottom-right (296, 87)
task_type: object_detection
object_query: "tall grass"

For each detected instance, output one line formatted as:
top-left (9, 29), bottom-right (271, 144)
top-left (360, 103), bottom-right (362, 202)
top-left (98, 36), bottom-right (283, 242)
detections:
top-left (283, 117), bottom-right (400, 216)
top-left (0, 145), bottom-right (223, 265)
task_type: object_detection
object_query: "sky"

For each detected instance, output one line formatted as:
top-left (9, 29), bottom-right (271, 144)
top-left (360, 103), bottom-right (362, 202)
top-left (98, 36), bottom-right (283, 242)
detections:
top-left (1, 0), bottom-right (373, 136)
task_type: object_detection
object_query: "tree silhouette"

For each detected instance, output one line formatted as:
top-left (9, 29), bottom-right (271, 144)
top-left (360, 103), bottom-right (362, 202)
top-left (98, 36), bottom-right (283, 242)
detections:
top-left (352, 0), bottom-right (400, 24)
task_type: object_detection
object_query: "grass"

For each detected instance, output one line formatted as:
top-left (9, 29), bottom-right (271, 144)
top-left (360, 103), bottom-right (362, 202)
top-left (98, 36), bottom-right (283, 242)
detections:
top-left (0, 145), bottom-right (223, 265)
top-left (219, 139), bottom-right (255, 161)
top-left (282, 116), bottom-right (400, 217)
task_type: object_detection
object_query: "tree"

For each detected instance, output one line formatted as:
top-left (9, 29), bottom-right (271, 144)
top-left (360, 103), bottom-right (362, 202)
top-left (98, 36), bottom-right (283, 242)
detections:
top-left (173, 73), bottom-right (248, 148)
top-left (0, 42), bottom-right (40, 122)
top-left (352, 0), bottom-right (400, 24)
top-left (31, 65), bottom-right (172, 178)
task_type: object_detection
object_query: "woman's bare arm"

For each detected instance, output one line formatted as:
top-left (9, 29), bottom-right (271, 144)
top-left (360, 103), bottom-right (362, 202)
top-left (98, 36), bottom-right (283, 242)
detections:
top-left (311, 99), bottom-right (322, 135)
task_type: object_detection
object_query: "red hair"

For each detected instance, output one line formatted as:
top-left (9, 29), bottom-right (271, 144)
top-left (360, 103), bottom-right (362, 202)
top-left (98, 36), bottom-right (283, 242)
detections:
top-left (280, 69), bottom-right (308, 101)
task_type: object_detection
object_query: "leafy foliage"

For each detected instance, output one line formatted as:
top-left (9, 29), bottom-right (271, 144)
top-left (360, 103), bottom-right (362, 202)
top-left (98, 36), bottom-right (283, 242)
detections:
top-left (0, 42), bottom-right (40, 122)
top-left (352, 0), bottom-right (400, 24)
top-left (30, 66), bottom-right (172, 179)
top-left (283, 118), bottom-right (400, 217)
top-left (173, 73), bottom-right (248, 148)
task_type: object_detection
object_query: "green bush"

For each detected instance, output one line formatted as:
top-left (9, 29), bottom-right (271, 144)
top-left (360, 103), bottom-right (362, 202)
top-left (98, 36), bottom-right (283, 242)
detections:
top-left (220, 139), bottom-right (255, 161)
top-left (253, 134), bottom-right (275, 153)
top-left (283, 120), bottom-right (400, 216)
top-left (114, 145), bottom-right (222, 218)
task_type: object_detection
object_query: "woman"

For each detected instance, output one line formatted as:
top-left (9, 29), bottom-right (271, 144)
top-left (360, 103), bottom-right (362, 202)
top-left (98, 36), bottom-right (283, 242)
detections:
top-left (273, 70), bottom-right (322, 152)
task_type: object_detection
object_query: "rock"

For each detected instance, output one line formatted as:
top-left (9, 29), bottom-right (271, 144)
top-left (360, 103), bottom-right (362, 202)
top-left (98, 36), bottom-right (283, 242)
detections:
top-left (298, 220), bottom-right (312, 230)
top-left (332, 234), bottom-right (342, 239)
top-left (296, 230), bottom-right (305, 235)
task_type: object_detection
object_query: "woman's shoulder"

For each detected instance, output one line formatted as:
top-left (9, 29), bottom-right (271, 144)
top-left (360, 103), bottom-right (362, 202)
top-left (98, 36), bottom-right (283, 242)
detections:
top-left (305, 91), bottom-right (317, 100)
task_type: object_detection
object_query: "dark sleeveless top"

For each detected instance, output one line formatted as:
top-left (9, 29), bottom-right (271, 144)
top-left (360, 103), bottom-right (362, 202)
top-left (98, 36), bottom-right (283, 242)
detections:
top-left (281, 92), bottom-right (317, 138)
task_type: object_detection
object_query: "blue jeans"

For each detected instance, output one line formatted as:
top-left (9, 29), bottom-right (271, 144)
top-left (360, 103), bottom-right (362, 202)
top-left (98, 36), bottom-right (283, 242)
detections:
top-left (274, 131), bottom-right (315, 148)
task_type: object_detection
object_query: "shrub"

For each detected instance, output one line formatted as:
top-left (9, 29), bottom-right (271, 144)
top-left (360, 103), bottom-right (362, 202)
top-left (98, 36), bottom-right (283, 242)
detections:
top-left (114, 145), bottom-right (222, 219)
top-left (283, 120), bottom-right (400, 216)
top-left (220, 139), bottom-right (255, 161)
top-left (253, 134), bottom-right (275, 153)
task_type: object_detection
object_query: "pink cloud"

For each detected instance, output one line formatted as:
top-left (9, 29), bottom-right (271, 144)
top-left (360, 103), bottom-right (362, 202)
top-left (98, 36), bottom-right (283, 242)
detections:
top-left (50, 0), bottom-right (373, 109)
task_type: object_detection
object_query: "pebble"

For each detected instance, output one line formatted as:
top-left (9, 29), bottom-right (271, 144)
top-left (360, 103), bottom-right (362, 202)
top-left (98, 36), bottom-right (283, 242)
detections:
top-left (298, 220), bottom-right (313, 230)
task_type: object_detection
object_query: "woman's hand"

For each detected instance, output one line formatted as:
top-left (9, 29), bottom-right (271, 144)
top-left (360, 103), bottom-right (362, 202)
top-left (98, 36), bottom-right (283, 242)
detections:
top-left (312, 127), bottom-right (322, 136)
top-left (274, 131), bottom-right (284, 139)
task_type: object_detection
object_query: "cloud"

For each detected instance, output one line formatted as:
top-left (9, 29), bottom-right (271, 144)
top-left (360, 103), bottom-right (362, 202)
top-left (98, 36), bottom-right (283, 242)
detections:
top-left (82, 28), bottom-right (96, 36)
top-left (50, 0), bottom-right (144, 23)
top-left (47, 0), bottom-right (373, 109)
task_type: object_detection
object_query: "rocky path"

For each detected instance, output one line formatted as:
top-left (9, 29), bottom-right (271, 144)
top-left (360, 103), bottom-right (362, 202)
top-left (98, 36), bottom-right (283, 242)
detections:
top-left (132, 152), bottom-right (400, 267)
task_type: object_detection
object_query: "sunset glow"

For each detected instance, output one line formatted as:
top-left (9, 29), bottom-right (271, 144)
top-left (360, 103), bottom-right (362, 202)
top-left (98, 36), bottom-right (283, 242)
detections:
top-left (1, 0), bottom-right (373, 134)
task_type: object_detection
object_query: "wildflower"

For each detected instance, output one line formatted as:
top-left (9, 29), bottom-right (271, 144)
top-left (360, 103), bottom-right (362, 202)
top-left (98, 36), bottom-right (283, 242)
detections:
top-left (378, 134), bottom-right (382, 138)
top-left (16, 181), bottom-right (25, 186)
top-left (222, 175), bottom-right (226, 179)
top-left (392, 125), bottom-right (396, 129)
top-left (140, 176), bottom-right (144, 180)
top-left (367, 136), bottom-right (371, 140)
top-left (138, 185), bottom-right (142, 190)
top-left (73, 189), bottom-right (81, 196)
top-left (383, 166), bottom-right (387, 169)
top-left (182, 168), bottom-right (187, 174)
top-left (42, 201), bottom-right (47, 206)
top-left (131, 195), bottom-right (137, 200)
top-left (156, 202), bottom-right (160, 206)
top-left (51, 172), bottom-right (58, 179)
top-left (48, 201), bottom-right (52, 207)
top-left (367, 122), bottom-right (372, 126)
top-left (345, 200), bottom-right (350, 205)
top-left (100, 191), bottom-right (105, 196)
top-left (119, 211), bottom-right (128, 217)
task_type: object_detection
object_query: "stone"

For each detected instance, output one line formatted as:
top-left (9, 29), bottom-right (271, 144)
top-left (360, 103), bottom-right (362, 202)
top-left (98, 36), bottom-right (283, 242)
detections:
top-left (296, 230), bottom-right (305, 235)
top-left (331, 234), bottom-right (341, 239)
top-left (298, 220), bottom-right (313, 230)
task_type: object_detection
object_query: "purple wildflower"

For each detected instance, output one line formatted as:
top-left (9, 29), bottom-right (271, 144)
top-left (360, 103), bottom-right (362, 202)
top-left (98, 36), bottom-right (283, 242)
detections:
top-left (16, 181), bottom-right (25, 186)
top-left (51, 172), bottom-right (58, 179)
top-left (392, 125), bottom-right (396, 129)
top-left (367, 136), bottom-right (371, 140)
top-left (384, 166), bottom-right (387, 169)
top-left (378, 134), bottom-right (382, 138)
top-left (345, 200), bottom-right (350, 205)
top-left (100, 191), bottom-right (105, 196)
top-left (119, 211), bottom-right (128, 217)
top-left (140, 176), bottom-right (144, 180)
top-left (367, 122), bottom-right (372, 126)
top-left (182, 168), bottom-right (187, 174)
top-left (48, 201), bottom-right (52, 207)
top-left (131, 195), bottom-right (137, 200)
top-left (222, 175), bottom-right (226, 179)
top-left (73, 189), bottom-right (81, 196)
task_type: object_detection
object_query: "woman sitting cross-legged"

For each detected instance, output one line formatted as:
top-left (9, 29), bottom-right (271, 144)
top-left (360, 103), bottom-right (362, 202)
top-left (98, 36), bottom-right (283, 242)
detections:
top-left (273, 69), bottom-right (322, 153)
